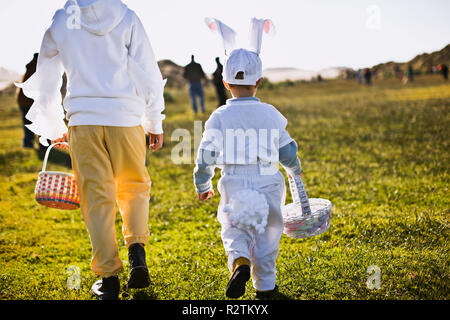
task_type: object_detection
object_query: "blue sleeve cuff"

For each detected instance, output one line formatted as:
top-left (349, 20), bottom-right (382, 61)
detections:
top-left (193, 148), bottom-right (218, 194)
top-left (195, 181), bottom-right (213, 194)
top-left (279, 140), bottom-right (302, 175)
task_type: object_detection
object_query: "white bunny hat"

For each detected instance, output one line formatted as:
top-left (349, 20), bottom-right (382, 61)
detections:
top-left (205, 17), bottom-right (275, 85)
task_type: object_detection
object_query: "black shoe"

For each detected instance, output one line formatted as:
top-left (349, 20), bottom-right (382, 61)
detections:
top-left (225, 265), bottom-right (251, 299)
top-left (90, 276), bottom-right (120, 300)
top-left (255, 285), bottom-right (279, 300)
top-left (127, 243), bottom-right (150, 289)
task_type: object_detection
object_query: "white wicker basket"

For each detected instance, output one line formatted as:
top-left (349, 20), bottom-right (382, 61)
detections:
top-left (282, 173), bottom-right (332, 239)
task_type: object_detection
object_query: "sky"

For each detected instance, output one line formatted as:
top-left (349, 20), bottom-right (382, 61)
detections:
top-left (0, 0), bottom-right (449, 75)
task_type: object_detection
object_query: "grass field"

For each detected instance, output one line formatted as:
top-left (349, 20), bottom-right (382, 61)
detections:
top-left (0, 75), bottom-right (448, 300)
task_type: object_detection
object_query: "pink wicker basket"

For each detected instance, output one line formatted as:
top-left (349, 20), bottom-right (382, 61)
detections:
top-left (35, 142), bottom-right (80, 210)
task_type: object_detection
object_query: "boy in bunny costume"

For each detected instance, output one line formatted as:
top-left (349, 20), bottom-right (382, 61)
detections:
top-left (194, 18), bottom-right (303, 299)
top-left (16, 0), bottom-right (166, 300)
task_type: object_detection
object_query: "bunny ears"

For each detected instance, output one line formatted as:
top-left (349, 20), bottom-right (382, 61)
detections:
top-left (249, 18), bottom-right (276, 55)
top-left (205, 17), bottom-right (275, 55)
top-left (205, 18), bottom-right (237, 55)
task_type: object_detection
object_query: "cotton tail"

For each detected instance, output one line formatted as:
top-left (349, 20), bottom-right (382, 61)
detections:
top-left (223, 189), bottom-right (269, 234)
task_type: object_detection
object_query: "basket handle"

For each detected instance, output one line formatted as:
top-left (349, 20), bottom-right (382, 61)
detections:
top-left (287, 172), bottom-right (312, 216)
top-left (42, 142), bottom-right (69, 172)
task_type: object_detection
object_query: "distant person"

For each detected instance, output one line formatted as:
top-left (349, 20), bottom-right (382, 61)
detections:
top-left (356, 69), bottom-right (362, 84)
top-left (363, 68), bottom-right (372, 85)
top-left (212, 57), bottom-right (227, 107)
top-left (183, 55), bottom-right (207, 113)
top-left (394, 65), bottom-right (402, 79)
top-left (432, 65), bottom-right (438, 74)
top-left (16, 53), bottom-right (38, 148)
top-left (439, 64), bottom-right (448, 80)
top-left (407, 64), bottom-right (414, 82)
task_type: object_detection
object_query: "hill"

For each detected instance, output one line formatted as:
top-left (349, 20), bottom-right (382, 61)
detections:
top-left (158, 59), bottom-right (186, 88)
top-left (0, 67), bottom-right (20, 91)
top-left (371, 43), bottom-right (450, 78)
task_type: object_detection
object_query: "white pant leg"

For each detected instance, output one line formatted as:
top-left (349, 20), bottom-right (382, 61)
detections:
top-left (217, 171), bottom-right (286, 290)
top-left (218, 175), bottom-right (254, 272)
top-left (250, 171), bottom-right (286, 291)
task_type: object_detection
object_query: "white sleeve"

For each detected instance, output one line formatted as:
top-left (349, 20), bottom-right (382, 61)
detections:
top-left (127, 12), bottom-right (166, 135)
top-left (198, 112), bottom-right (223, 153)
top-left (15, 26), bottom-right (67, 147)
top-left (276, 109), bottom-right (294, 148)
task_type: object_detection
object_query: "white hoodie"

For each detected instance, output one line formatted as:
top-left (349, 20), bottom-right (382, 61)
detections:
top-left (16, 0), bottom-right (166, 146)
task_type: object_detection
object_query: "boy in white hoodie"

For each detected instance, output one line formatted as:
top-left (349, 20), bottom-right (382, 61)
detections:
top-left (16, 0), bottom-right (166, 300)
top-left (194, 18), bottom-right (303, 299)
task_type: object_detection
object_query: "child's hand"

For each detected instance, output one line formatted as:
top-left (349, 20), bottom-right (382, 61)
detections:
top-left (198, 190), bottom-right (215, 201)
top-left (149, 133), bottom-right (164, 152)
top-left (51, 133), bottom-right (69, 150)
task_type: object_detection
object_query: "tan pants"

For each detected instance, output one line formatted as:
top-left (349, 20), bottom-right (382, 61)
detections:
top-left (68, 126), bottom-right (151, 277)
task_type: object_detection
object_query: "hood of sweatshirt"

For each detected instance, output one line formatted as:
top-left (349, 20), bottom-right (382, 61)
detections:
top-left (64, 0), bottom-right (128, 36)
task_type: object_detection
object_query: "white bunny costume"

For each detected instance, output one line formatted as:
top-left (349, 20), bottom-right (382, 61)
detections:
top-left (194, 18), bottom-right (302, 291)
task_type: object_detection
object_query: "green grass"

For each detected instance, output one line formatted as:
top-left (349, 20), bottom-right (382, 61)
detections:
top-left (0, 75), bottom-right (449, 300)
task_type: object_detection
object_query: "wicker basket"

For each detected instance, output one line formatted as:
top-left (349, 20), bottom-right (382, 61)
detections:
top-left (282, 173), bottom-right (332, 239)
top-left (35, 142), bottom-right (80, 210)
